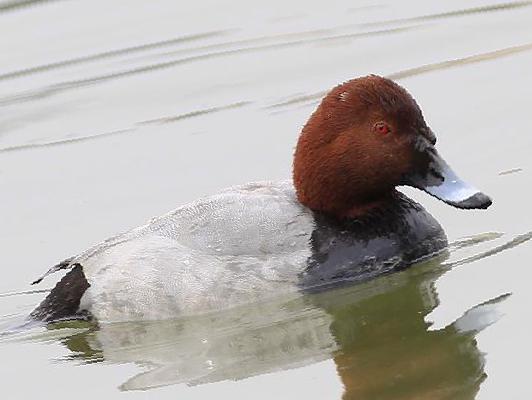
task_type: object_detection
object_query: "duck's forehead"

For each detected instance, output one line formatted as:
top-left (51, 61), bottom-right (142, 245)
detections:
top-left (336, 78), bottom-right (422, 121)
top-left (377, 89), bottom-right (425, 128)
top-left (365, 83), bottom-right (420, 117)
top-left (393, 99), bottom-right (425, 127)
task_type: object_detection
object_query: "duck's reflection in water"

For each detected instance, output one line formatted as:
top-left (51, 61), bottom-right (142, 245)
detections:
top-left (53, 255), bottom-right (500, 397)
top-left (319, 256), bottom-right (493, 400)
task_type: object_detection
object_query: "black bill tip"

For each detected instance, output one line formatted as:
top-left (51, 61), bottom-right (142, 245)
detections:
top-left (449, 192), bottom-right (492, 210)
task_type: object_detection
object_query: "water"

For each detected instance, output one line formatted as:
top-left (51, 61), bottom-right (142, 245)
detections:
top-left (1, 0), bottom-right (532, 398)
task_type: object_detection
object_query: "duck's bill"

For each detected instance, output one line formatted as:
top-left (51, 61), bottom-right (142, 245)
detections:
top-left (402, 139), bottom-right (492, 210)
top-left (418, 162), bottom-right (492, 209)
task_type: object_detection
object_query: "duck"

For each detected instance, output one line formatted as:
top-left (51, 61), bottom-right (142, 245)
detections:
top-left (30, 75), bottom-right (492, 323)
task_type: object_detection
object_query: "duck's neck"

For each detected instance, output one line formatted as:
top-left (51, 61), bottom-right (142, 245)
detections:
top-left (294, 181), bottom-right (398, 220)
top-left (341, 193), bottom-right (397, 219)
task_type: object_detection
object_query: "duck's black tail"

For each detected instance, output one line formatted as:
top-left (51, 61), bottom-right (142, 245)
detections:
top-left (29, 264), bottom-right (91, 322)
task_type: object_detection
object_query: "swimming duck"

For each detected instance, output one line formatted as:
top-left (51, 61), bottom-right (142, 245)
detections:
top-left (30, 75), bottom-right (491, 322)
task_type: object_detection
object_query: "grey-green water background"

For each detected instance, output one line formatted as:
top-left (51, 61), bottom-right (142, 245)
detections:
top-left (1, 1), bottom-right (532, 399)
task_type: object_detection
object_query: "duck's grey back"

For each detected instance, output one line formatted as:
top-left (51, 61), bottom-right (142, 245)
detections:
top-left (73, 181), bottom-right (315, 321)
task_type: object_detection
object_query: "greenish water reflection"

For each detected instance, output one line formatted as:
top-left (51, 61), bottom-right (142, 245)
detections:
top-left (316, 257), bottom-right (487, 400)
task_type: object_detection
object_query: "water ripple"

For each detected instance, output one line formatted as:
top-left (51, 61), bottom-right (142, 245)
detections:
top-left (267, 41), bottom-right (532, 111)
top-left (0, 25), bottom-right (417, 106)
top-left (499, 167), bottom-right (523, 175)
top-left (360, 0), bottom-right (532, 27)
top-left (445, 231), bottom-right (532, 268)
top-left (448, 232), bottom-right (504, 251)
top-left (0, 31), bottom-right (229, 81)
top-left (0, 128), bottom-right (134, 153)
top-left (138, 101), bottom-right (250, 125)
top-left (0, 0), bottom-right (65, 13)
top-left (0, 101), bottom-right (250, 153)
top-left (0, 288), bottom-right (50, 298)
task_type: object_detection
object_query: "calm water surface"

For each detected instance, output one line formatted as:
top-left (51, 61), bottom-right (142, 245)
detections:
top-left (1, 1), bottom-right (532, 399)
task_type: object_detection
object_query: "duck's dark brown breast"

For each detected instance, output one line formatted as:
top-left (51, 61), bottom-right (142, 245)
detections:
top-left (300, 191), bottom-right (448, 291)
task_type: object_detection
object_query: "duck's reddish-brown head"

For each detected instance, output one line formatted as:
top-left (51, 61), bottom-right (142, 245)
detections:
top-left (293, 75), bottom-right (491, 218)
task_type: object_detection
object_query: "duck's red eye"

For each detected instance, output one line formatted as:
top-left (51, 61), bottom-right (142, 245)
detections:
top-left (374, 122), bottom-right (391, 135)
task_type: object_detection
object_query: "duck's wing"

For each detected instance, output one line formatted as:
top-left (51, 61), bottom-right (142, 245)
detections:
top-left (30, 181), bottom-right (313, 321)
top-left (31, 180), bottom-right (304, 283)
top-left (77, 180), bottom-right (305, 260)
